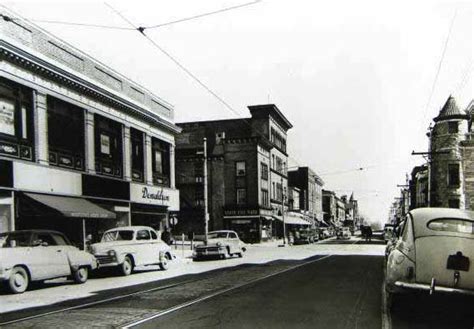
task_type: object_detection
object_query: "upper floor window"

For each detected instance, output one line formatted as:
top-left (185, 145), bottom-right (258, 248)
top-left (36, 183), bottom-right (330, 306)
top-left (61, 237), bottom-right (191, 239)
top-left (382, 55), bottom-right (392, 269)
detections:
top-left (236, 161), bottom-right (246, 176)
top-left (130, 128), bottom-right (144, 182)
top-left (152, 137), bottom-right (170, 186)
top-left (95, 114), bottom-right (123, 178)
top-left (448, 121), bottom-right (459, 134)
top-left (261, 163), bottom-right (268, 180)
top-left (0, 78), bottom-right (34, 160)
top-left (48, 97), bottom-right (85, 170)
top-left (237, 188), bottom-right (246, 204)
top-left (448, 163), bottom-right (460, 187)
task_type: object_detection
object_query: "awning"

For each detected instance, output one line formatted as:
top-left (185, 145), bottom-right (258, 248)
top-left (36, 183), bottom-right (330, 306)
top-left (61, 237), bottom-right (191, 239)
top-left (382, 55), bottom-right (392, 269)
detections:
top-left (24, 193), bottom-right (116, 219)
top-left (273, 214), bottom-right (311, 226)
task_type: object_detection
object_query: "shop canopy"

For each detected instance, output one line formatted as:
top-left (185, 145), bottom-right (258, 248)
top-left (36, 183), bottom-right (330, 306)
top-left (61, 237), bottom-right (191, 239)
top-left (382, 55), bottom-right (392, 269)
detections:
top-left (273, 213), bottom-right (311, 226)
top-left (23, 193), bottom-right (116, 219)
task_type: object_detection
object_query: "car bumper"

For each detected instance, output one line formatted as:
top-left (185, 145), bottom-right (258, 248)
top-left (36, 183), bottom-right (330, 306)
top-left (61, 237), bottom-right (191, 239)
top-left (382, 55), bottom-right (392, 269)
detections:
top-left (94, 254), bottom-right (120, 268)
top-left (394, 281), bottom-right (474, 296)
top-left (194, 247), bottom-right (226, 258)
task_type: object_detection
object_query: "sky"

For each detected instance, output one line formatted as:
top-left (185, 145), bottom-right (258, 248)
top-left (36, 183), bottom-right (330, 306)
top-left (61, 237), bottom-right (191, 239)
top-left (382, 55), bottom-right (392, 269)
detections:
top-left (2, 0), bottom-right (473, 225)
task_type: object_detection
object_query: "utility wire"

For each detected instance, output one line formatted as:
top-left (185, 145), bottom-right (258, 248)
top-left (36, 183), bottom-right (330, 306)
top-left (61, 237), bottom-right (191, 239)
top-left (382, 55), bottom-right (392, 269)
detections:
top-left (5, 1), bottom-right (261, 32)
top-left (421, 10), bottom-right (457, 128)
top-left (143, 0), bottom-right (261, 30)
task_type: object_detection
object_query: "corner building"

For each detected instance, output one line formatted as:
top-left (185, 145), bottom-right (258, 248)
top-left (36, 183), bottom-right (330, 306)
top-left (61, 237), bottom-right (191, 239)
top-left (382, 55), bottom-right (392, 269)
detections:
top-left (0, 11), bottom-right (180, 247)
top-left (175, 104), bottom-right (292, 243)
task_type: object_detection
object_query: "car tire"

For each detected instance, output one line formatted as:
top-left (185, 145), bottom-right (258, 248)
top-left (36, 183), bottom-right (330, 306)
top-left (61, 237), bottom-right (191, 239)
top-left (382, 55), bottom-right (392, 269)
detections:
top-left (72, 267), bottom-right (88, 284)
top-left (119, 256), bottom-right (133, 276)
top-left (8, 266), bottom-right (29, 294)
top-left (159, 254), bottom-right (169, 271)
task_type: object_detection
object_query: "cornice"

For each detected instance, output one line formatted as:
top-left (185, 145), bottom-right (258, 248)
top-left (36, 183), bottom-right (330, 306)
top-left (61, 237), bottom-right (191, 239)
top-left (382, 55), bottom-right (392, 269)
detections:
top-left (0, 40), bottom-right (182, 135)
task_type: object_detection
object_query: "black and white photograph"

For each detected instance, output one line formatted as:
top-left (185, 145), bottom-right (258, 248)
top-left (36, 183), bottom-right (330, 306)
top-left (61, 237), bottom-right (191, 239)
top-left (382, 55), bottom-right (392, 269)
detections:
top-left (0, 0), bottom-right (472, 328)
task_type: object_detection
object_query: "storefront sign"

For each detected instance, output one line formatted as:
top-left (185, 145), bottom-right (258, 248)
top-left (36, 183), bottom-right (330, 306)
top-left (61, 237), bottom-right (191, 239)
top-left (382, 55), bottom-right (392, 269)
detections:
top-left (130, 183), bottom-right (179, 211)
top-left (232, 219), bottom-right (252, 224)
top-left (224, 209), bottom-right (259, 216)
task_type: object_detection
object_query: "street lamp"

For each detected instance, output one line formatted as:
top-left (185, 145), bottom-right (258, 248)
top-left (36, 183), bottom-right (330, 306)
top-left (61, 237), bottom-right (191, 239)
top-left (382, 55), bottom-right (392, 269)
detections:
top-left (196, 138), bottom-right (209, 245)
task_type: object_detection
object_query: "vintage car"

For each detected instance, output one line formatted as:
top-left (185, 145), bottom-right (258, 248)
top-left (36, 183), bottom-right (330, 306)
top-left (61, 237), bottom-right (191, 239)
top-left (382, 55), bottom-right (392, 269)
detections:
top-left (319, 228), bottom-right (331, 240)
top-left (194, 230), bottom-right (246, 260)
top-left (386, 208), bottom-right (474, 306)
top-left (0, 230), bottom-right (97, 294)
top-left (336, 227), bottom-right (351, 240)
top-left (90, 226), bottom-right (172, 276)
top-left (294, 228), bottom-right (318, 244)
top-left (384, 224), bottom-right (396, 242)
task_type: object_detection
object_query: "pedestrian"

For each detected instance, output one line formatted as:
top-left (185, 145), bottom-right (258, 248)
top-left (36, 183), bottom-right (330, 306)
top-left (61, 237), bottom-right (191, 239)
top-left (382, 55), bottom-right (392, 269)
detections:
top-left (367, 226), bottom-right (373, 242)
top-left (161, 227), bottom-right (172, 245)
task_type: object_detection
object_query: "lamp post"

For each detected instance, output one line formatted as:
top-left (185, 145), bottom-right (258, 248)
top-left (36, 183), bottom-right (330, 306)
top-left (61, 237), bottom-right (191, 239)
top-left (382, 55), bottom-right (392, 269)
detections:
top-left (281, 174), bottom-right (286, 245)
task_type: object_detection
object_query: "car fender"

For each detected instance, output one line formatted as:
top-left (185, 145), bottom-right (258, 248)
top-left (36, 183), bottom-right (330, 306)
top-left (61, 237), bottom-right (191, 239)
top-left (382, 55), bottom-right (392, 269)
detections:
top-left (67, 249), bottom-right (98, 270)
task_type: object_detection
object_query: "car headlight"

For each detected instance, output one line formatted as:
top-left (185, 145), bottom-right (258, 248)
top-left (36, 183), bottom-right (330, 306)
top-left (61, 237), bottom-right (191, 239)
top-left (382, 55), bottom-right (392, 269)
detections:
top-left (108, 250), bottom-right (116, 257)
top-left (216, 242), bottom-right (222, 247)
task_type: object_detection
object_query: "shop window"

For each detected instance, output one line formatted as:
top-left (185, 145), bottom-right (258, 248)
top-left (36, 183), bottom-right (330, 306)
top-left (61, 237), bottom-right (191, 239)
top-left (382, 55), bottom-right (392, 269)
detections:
top-left (95, 114), bottom-right (123, 178)
top-left (48, 97), bottom-right (85, 170)
top-left (448, 121), bottom-right (459, 134)
top-left (236, 161), bottom-right (246, 176)
top-left (0, 78), bottom-right (34, 161)
top-left (448, 164), bottom-right (460, 187)
top-left (152, 137), bottom-right (170, 186)
top-left (261, 163), bottom-right (268, 180)
top-left (237, 188), bottom-right (246, 204)
top-left (130, 128), bottom-right (144, 182)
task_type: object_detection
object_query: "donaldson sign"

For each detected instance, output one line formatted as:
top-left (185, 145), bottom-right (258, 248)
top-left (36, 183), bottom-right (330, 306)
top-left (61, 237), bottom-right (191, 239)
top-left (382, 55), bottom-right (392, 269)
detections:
top-left (130, 183), bottom-right (179, 211)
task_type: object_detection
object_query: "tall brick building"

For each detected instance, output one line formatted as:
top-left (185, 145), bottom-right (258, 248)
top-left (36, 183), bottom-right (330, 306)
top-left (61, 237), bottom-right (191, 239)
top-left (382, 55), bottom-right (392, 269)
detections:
top-left (174, 104), bottom-right (298, 243)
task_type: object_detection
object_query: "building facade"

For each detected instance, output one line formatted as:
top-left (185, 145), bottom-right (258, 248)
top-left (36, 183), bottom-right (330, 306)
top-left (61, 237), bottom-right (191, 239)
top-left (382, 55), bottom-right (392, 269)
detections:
top-left (0, 11), bottom-right (180, 248)
top-left (288, 166), bottom-right (324, 225)
top-left (322, 189), bottom-right (336, 226)
top-left (175, 104), bottom-right (293, 243)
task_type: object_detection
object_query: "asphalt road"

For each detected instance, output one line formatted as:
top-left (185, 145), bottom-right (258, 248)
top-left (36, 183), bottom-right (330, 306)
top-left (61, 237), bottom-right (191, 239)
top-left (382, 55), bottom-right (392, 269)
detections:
top-left (134, 254), bottom-right (384, 329)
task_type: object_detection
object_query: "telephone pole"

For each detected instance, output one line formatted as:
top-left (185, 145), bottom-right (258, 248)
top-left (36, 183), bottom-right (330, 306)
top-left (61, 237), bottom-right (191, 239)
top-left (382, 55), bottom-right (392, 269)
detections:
top-left (203, 138), bottom-right (209, 244)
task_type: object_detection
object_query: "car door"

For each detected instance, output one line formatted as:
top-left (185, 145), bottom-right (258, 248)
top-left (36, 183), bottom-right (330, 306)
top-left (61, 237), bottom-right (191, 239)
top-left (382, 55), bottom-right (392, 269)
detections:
top-left (32, 232), bottom-right (70, 279)
top-left (228, 232), bottom-right (239, 253)
top-left (135, 229), bottom-right (153, 265)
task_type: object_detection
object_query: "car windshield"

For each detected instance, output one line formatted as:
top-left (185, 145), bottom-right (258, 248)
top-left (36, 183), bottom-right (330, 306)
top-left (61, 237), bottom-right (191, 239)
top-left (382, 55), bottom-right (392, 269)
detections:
top-left (0, 232), bottom-right (32, 247)
top-left (428, 218), bottom-right (474, 235)
top-left (101, 230), bottom-right (134, 242)
top-left (208, 232), bottom-right (228, 239)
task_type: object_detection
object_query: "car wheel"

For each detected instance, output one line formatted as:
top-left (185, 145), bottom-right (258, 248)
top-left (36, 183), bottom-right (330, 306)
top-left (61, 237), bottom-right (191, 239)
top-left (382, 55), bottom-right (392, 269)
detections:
top-left (72, 267), bottom-right (88, 284)
top-left (159, 255), bottom-right (169, 271)
top-left (8, 266), bottom-right (29, 294)
top-left (119, 256), bottom-right (133, 276)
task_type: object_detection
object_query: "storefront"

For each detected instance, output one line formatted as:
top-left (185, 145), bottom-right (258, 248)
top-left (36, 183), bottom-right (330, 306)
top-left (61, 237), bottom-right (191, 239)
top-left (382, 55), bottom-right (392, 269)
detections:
top-left (223, 208), bottom-right (274, 243)
top-left (0, 159), bottom-right (179, 249)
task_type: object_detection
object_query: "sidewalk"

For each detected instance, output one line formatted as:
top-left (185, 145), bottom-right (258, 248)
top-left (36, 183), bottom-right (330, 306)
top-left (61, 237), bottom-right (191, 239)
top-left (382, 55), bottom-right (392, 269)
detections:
top-left (0, 237), bottom-right (384, 314)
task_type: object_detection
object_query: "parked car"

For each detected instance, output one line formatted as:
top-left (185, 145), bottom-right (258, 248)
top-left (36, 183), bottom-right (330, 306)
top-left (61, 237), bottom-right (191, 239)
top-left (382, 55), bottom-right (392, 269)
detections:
top-left (0, 230), bottom-right (97, 294)
top-left (194, 230), bottom-right (246, 260)
top-left (336, 227), bottom-right (351, 240)
top-left (321, 228), bottom-right (331, 239)
top-left (386, 208), bottom-right (474, 307)
top-left (294, 228), bottom-right (319, 244)
top-left (384, 224), bottom-right (396, 242)
top-left (90, 226), bottom-right (172, 276)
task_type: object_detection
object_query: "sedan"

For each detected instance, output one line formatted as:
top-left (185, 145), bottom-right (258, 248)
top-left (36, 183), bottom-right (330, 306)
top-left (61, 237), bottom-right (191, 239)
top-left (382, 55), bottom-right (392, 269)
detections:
top-left (0, 230), bottom-right (97, 294)
top-left (90, 226), bottom-right (172, 276)
top-left (194, 230), bottom-right (246, 260)
top-left (386, 208), bottom-right (474, 307)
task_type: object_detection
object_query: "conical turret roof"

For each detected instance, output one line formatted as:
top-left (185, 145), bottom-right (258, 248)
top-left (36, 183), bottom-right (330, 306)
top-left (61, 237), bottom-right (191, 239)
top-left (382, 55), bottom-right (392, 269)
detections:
top-left (433, 96), bottom-right (467, 122)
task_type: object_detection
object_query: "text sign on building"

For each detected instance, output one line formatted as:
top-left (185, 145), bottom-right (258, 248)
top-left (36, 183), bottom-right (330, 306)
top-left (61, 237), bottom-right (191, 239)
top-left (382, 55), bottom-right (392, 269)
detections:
top-left (130, 183), bottom-right (179, 211)
top-left (224, 209), bottom-right (259, 217)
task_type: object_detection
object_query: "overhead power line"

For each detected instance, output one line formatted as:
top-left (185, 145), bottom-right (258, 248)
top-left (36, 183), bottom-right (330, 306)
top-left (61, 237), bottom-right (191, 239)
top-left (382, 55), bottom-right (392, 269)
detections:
top-left (420, 9), bottom-right (457, 127)
top-left (5, 1), bottom-right (261, 32)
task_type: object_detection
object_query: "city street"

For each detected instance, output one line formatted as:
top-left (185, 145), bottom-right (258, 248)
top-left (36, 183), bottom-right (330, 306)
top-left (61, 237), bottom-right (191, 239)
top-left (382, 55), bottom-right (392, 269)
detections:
top-left (1, 237), bottom-right (471, 328)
